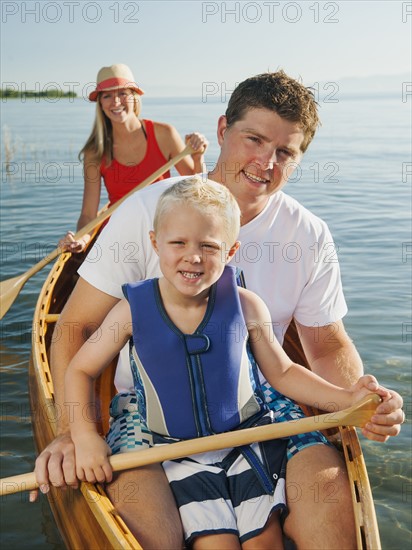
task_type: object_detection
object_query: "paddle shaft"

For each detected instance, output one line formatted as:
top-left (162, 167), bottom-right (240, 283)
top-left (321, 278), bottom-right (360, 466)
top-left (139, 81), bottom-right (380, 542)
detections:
top-left (0, 145), bottom-right (195, 319)
top-left (0, 394), bottom-right (380, 496)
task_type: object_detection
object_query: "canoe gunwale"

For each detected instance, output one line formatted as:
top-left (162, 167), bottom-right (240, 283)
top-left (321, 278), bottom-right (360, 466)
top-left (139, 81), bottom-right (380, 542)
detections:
top-left (340, 426), bottom-right (381, 549)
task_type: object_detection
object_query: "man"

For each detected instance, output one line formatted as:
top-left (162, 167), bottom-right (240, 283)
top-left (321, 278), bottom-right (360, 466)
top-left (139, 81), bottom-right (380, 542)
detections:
top-left (34, 71), bottom-right (403, 549)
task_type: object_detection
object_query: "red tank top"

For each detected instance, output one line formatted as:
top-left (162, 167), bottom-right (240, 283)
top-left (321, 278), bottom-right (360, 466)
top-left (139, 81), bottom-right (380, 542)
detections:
top-left (100, 119), bottom-right (171, 205)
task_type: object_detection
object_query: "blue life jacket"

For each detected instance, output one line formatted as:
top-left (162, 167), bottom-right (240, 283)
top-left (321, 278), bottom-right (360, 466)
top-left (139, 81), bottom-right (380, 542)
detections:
top-left (123, 266), bottom-right (267, 439)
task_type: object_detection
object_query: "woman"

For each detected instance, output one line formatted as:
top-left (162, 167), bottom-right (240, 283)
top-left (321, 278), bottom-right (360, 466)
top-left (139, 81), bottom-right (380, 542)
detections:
top-left (60, 63), bottom-right (208, 252)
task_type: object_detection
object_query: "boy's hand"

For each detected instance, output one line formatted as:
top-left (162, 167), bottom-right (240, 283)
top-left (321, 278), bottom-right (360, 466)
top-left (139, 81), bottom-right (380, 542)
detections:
top-left (350, 374), bottom-right (390, 405)
top-left (73, 433), bottom-right (113, 484)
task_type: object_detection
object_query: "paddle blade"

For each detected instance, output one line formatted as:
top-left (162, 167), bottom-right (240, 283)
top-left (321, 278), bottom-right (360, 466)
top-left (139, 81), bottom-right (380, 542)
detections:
top-left (0, 274), bottom-right (27, 319)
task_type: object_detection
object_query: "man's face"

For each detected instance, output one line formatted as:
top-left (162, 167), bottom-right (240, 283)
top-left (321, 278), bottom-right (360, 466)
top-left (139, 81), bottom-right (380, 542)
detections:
top-left (215, 108), bottom-right (305, 214)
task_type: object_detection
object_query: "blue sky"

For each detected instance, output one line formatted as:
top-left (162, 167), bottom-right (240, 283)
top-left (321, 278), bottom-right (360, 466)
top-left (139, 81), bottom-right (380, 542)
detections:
top-left (1, 1), bottom-right (411, 97)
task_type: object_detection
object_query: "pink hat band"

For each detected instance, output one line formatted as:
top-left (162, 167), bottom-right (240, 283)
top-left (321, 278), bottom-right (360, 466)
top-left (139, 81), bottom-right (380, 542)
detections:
top-left (97, 77), bottom-right (140, 92)
top-left (88, 74), bottom-right (144, 101)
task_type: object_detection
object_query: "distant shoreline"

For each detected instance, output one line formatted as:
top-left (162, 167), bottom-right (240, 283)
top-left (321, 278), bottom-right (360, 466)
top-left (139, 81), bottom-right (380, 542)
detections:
top-left (0, 89), bottom-right (77, 99)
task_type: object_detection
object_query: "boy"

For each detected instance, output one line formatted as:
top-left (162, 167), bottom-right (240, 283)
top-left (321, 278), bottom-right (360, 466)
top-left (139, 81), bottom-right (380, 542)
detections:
top-left (65, 177), bottom-right (389, 549)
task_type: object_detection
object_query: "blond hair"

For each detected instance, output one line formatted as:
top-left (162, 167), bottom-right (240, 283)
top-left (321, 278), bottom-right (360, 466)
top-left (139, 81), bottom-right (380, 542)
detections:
top-left (154, 176), bottom-right (241, 245)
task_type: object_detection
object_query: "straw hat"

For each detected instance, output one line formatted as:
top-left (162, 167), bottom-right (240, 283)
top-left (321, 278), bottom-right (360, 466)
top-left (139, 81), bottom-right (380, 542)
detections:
top-left (88, 64), bottom-right (144, 101)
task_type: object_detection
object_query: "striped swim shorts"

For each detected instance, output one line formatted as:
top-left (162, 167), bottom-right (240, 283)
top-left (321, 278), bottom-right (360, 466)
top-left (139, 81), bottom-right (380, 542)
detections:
top-left (162, 429), bottom-right (287, 544)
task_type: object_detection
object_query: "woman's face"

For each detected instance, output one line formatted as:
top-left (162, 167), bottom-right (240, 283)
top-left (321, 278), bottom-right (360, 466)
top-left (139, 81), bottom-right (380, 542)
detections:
top-left (99, 88), bottom-right (140, 123)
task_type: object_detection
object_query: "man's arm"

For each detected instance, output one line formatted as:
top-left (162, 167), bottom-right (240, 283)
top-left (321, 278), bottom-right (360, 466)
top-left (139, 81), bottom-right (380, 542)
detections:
top-left (296, 320), bottom-right (363, 386)
top-left (33, 277), bottom-right (119, 494)
top-left (297, 319), bottom-right (403, 441)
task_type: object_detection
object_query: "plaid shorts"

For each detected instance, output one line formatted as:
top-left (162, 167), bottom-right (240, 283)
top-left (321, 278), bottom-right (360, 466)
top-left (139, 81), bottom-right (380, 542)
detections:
top-left (260, 382), bottom-right (331, 460)
top-left (106, 386), bottom-right (330, 460)
top-left (106, 392), bottom-right (153, 454)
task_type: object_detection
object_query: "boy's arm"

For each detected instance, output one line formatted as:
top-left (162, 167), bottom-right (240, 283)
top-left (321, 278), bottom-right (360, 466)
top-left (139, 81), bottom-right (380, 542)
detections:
top-left (65, 299), bottom-right (132, 484)
top-left (52, 279), bottom-right (121, 435)
top-left (240, 289), bottom-right (390, 412)
top-left (32, 278), bottom-right (120, 497)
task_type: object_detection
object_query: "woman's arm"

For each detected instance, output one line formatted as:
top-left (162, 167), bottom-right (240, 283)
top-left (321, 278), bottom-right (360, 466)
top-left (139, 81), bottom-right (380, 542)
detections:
top-left (239, 288), bottom-right (390, 412)
top-left (59, 150), bottom-right (102, 253)
top-left (65, 299), bottom-right (132, 483)
top-left (154, 122), bottom-right (208, 175)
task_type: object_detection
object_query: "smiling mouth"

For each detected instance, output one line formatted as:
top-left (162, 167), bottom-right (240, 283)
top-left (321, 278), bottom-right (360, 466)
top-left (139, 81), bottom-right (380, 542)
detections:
top-left (243, 169), bottom-right (269, 184)
top-left (180, 271), bottom-right (202, 279)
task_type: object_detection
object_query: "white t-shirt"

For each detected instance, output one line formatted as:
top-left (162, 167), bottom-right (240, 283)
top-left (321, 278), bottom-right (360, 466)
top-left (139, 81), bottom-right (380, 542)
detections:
top-left (79, 177), bottom-right (347, 390)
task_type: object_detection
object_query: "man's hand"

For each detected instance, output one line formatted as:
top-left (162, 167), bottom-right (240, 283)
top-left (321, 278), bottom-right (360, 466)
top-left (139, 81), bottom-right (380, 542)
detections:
top-left (361, 389), bottom-right (404, 442)
top-left (30, 433), bottom-right (78, 502)
top-left (298, 321), bottom-right (405, 443)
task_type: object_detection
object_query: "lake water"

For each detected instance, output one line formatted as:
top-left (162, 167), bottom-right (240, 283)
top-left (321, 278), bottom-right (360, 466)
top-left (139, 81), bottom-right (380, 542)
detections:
top-left (0, 93), bottom-right (411, 548)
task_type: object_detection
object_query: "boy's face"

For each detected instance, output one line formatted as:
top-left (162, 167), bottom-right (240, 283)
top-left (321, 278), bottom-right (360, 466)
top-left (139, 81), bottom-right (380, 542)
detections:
top-left (215, 108), bottom-right (304, 217)
top-left (150, 204), bottom-right (239, 300)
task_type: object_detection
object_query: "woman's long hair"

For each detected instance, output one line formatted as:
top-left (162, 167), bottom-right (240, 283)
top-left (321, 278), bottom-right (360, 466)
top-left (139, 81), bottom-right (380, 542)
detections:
top-left (79, 91), bottom-right (141, 165)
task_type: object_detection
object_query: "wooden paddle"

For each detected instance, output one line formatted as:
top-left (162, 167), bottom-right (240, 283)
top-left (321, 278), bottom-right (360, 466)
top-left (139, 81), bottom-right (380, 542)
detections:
top-left (0, 394), bottom-right (380, 496)
top-left (0, 144), bottom-right (195, 320)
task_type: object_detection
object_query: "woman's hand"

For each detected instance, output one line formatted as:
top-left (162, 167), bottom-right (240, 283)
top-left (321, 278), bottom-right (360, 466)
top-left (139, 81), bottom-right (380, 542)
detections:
top-left (185, 132), bottom-right (209, 174)
top-left (58, 231), bottom-right (91, 254)
top-left (185, 132), bottom-right (209, 156)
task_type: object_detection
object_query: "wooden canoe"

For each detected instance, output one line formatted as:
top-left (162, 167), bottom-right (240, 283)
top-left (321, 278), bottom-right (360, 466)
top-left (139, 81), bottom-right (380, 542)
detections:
top-left (29, 244), bottom-right (382, 549)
